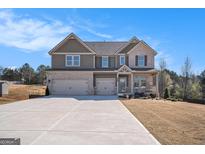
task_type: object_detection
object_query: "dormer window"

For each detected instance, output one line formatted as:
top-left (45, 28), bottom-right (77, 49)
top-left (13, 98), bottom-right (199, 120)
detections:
top-left (102, 56), bottom-right (108, 68)
top-left (120, 55), bottom-right (125, 65)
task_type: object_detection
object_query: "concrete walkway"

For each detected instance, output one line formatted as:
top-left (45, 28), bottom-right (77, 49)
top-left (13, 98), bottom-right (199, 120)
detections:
top-left (0, 96), bottom-right (160, 145)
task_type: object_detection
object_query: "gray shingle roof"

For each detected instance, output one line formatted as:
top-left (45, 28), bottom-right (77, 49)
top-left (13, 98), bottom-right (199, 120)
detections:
top-left (84, 42), bottom-right (128, 55)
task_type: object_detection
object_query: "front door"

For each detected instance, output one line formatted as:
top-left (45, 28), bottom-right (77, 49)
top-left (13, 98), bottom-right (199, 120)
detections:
top-left (119, 77), bottom-right (127, 93)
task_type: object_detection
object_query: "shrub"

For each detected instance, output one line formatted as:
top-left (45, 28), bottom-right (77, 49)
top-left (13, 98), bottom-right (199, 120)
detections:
top-left (167, 97), bottom-right (178, 102)
top-left (45, 86), bottom-right (49, 96)
top-left (150, 93), bottom-right (156, 98)
top-left (178, 98), bottom-right (183, 101)
top-left (183, 98), bottom-right (205, 104)
top-left (164, 88), bottom-right (170, 99)
top-left (171, 98), bottom-right (178, 102)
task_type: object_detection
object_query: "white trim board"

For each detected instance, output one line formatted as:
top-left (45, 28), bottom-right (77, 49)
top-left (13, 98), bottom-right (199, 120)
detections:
top-left (49, 33), bottom-right (96, 55)
top-left (65, 55), bottom-right (80, 67)
top-left (52, 52), bottom-right (94, 55)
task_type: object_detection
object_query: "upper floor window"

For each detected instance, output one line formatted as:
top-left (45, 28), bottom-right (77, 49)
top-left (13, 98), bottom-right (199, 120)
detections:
top-left (102, 56), bottom-right (108, 68)
top-left (136, 55), bottom-right (147, 67)
top-left (66, 55), bottom-right (80, 67)
top-left (138, 55), bottom-right (145, 67)
top-left (120, 55), bottom-right (125, 65)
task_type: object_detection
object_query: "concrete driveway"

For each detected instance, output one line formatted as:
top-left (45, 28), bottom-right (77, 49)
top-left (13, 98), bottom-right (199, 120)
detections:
top-left (0, 96), bottom-right (159, 145)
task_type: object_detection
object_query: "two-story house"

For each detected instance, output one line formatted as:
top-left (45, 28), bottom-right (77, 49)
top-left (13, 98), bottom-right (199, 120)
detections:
top-left (46, 33), bottom-right (159, 96)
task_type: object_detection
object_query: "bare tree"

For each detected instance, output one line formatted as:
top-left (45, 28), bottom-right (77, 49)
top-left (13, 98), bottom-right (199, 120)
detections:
top-left (199, 70), bottom-right (205, 99)
top-left (19, 63), bottom-right (35, 84)
top-left (36, 65), bottom-right (50, 85)
top-left (181, 57), bottom-right (192, 99)
top-left (158, 58), bottom-right (167, 98)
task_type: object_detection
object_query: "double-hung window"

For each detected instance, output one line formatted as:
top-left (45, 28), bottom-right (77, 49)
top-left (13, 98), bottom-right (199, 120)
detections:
top-left (120, 55), bottom-right (125, 65)
top-left (66, 55), bottom-right (80, 66)
top-left (134, 76), bottom-right (146, 88)
top-left (138, 55), bottom-right (145, 67)
top-left (102, 56), bottom-right (108, 68)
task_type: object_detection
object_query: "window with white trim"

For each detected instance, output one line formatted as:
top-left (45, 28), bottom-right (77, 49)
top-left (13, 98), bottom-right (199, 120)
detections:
top-left (138, 55), bottom-right (145, 67)
top-left (66, 55), bottom-right (80, 66)
top-left (102, 56), bottom-right (108, 68)
top-left (120, 55), bottom-right (125, 65)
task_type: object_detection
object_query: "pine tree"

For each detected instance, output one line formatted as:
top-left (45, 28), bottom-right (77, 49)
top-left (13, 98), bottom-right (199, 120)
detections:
top-left (164, 88), bottom-right (170, 99)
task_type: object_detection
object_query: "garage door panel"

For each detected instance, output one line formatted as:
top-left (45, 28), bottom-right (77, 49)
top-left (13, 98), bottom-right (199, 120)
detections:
top-left (96, 78), bottom-right (116, 95)
top-left (52, 80), bottom-right (89, 95)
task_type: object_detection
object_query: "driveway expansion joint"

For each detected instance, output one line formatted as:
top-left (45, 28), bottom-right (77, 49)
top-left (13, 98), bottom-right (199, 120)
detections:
top-left (0, 96), bottom-right (159, 145)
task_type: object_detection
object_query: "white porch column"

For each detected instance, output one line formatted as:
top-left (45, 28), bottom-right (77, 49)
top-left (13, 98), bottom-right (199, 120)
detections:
top-left (131, 73), bottom-right (134, 94)
top-left (116, 73), bottom-right (119, 94)
top-left (156, 73), bottom-right (159, 97)
top-left (93, 55), bottom-right (95, 68)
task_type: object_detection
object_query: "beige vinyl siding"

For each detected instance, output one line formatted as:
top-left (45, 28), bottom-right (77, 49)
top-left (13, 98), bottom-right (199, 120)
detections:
top-left (56, 39), bottom-right (92, 53)
top-left (128, 42), bottom-right (155, 68)
top-left (52, 54), bottom-right (94, 69)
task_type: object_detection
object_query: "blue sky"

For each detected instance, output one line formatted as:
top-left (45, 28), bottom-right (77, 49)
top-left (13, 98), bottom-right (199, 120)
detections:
top-left (0, 8), bottom-right (204, 74)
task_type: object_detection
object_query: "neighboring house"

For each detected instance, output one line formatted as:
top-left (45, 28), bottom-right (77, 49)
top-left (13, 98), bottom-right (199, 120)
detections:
top-left (46, 33), bottom-right (159, 96)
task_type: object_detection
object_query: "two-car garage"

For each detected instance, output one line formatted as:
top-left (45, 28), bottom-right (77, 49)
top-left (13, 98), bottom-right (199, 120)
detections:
top-left (51, 80), bottom-right (89, 95)
top-left (47, 71), bottom-right (93, 96)
top-left (47, 71), bottom-right (117, 96)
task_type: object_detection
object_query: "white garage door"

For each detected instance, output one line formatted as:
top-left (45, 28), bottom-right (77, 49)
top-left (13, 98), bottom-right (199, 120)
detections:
top-left (52, 80), bottom-right (89, 95)
top-left (96, 78), bottom-right (116, 95)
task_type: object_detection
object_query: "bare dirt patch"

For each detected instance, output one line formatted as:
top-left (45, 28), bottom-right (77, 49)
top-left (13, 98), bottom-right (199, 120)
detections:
top-left (121, 99), bottom-right (205, 145)
top-left (0, 84), bottom-right (46, 104)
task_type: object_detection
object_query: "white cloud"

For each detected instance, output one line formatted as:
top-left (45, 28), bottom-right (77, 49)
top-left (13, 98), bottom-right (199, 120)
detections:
top-left (0, 9), bottom-right (73, 52)
top-left (68, 14), bottom-right (112, 39)
top-left (85, 28), bottom-right (112, 39)
top-left (0, 9), bottom-right (112, 52)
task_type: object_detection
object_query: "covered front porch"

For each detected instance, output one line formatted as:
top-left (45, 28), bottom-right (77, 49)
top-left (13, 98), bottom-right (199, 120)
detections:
top-left (117, 73), bottom-right (132, 94)
top-left (116, 65), bottom-right (159, 97)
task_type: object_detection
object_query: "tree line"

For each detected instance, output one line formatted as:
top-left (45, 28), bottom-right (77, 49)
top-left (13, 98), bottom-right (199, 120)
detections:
top-left (0, 63), bottom-right (50, 85)
top-left (158, 57), bottom-right (205, 100)
top-left (0, 58), bottom-right (204, 100)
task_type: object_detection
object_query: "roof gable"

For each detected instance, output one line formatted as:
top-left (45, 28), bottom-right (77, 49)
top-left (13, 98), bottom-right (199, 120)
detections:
top-left (48, 33), bottom-right (157, 56)
top-left (49, 33), bottom-right (96, 55)
top-left (114, 36), bottom-right (140, 55)
top-left (85, 42), bottom-right (127, 55)
top-left (127, 41), bottom-right (157, 55)
top-left (118, 65), bottom-right (132, 72)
